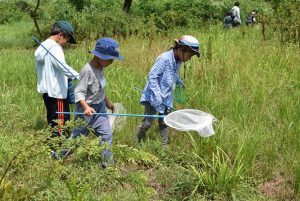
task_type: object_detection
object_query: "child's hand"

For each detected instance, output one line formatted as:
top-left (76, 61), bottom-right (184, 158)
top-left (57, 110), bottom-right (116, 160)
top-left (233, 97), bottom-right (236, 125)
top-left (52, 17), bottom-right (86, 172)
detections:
top-left (84, 106), bottom-right (96, 116)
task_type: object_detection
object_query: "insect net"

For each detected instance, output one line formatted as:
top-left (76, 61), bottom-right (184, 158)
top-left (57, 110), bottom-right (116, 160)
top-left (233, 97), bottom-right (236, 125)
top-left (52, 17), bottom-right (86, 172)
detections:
top-left (164, 109), bottom-right (216, 137)
top-left (107, 103), bottom-right (127, 132)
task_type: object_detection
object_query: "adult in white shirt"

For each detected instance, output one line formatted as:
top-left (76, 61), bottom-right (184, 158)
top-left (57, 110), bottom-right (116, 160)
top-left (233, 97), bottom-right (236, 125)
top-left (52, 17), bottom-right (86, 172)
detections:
top-left (231, 1), bottom-right (241, 27)
top-left (34, 21), bottom-right (79, 136)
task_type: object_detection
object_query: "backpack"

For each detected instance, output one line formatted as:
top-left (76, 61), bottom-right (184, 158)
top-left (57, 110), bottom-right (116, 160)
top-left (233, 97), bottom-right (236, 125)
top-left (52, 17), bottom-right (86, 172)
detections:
top-left (246, 15), bottom-right (253, 24)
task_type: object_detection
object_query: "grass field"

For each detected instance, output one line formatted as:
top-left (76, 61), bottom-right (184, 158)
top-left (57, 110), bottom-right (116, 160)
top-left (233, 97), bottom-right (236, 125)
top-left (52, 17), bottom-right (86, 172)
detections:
top-left (0, 20), bottom-right (300, 200)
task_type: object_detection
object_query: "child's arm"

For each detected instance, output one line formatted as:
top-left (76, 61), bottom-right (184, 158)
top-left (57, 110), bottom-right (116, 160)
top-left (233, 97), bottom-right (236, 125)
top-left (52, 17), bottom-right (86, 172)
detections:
top-left (75, 68), bottom-right (94, 116)
top-left (148, 58), bottom-right (165, 106)
top-left (50, 45), bottom-right (79, 79)
top-left (79, 100), bottom-right (95, 116)
top-left (104, 96), bottom-right (115, 113)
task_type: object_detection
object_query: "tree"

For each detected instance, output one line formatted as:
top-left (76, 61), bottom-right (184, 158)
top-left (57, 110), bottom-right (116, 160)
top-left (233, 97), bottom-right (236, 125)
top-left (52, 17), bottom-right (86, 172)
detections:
top-left (30, 0), bottom-right (42, 37)
top-left (123, 0), bottom-right (132, 13)
top-left (271, 1), bottom-right (300, 46)
top-left (69, 0), bottom-right (84, 11)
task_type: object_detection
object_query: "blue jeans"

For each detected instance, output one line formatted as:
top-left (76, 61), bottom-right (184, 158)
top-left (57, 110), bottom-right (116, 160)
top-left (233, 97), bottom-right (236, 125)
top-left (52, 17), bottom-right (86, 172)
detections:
top-left (72, 101), bottom-right (113, 163)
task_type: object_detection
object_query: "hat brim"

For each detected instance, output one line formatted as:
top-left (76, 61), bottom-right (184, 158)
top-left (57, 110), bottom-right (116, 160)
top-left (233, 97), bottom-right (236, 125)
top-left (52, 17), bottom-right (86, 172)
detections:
top-left (190, 48), bottom-right (200, 57)
top-left (68, 34), bottom-right (77, 44)
top-left (174, 40), bottom-right (200, 57)
top-left (91, 50), bottom-right (124, 61)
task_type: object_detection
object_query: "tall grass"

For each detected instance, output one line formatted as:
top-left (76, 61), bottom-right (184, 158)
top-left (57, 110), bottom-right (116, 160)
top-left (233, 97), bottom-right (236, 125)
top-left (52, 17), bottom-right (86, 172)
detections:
top-left (190, 146), bottom-right (244, 199)
top-left (1, 21), bottom-right (300, 200)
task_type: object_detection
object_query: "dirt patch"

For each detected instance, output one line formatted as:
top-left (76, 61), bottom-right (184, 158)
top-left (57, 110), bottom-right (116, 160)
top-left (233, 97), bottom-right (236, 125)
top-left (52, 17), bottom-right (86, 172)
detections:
top-left (147, 167), bottom-right (163, 192)
top-left (258, 171), bottom-right (294, 200)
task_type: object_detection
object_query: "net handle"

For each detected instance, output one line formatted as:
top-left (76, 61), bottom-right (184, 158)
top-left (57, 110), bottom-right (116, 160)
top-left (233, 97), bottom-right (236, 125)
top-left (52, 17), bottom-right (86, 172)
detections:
top-left (32, 35), bottom-right (78, 80)
top-left (56, 112), bottom-right (165, 118)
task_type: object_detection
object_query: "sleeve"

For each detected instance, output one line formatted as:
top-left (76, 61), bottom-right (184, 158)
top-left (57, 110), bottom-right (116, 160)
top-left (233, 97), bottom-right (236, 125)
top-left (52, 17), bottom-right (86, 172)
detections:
top-left (147, 57), bottom-right (166, 106)
top-left (74, 69), bottom-right (89, 103)
top-left (237, 9), bottom-right (241, 23)
top-left (49, 45), bottom-right (79, 79)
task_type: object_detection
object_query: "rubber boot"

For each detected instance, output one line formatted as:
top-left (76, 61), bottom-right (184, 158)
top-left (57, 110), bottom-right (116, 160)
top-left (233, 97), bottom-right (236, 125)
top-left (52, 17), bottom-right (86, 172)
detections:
top-left (136, 126), bottom-right (149, 143)
top-left (160, 127), bottom-right (169, 146)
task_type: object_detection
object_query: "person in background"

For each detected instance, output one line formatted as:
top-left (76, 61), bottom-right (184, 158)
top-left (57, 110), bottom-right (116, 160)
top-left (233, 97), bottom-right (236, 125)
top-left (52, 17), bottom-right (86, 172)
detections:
top-left (231, 1), bottom-right (241, 27)
top-left (224, 12), bottom-right (233, 29)
top-left (72, 37), bottom-right (123, 168)
top-left (246, 10), bottom-right (257, 26)
top-left (136, 35), bottom-right (200, 146)
top-left (34, 21), bottom-right (79, 158)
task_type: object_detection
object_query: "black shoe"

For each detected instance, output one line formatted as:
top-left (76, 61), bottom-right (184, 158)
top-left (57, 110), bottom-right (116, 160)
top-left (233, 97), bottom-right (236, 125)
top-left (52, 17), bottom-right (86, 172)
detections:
top-left (60, 149), bottom-right (73, 159)
top-left (100, 161), bottom-right (108, 169)
top-left (50, 151), bottom-right (59, 160)
top-left (100, 160), bottom-right (115, 169)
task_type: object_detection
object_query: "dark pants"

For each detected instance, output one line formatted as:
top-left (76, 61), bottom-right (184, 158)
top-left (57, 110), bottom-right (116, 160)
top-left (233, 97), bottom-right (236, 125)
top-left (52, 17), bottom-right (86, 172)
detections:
top-left (136, 102), bottom-right (169, 145)
top-left (233, 21), bottom-right (241, 27)
top-left (42, 93), bottom-right (70, 136)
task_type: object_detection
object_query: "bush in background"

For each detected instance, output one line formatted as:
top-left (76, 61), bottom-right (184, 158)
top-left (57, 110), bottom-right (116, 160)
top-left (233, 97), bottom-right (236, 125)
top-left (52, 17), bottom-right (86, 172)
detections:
top-left (6, 0), bottom-right (300, 48)
top-left (0, 2), bottom-right (27, 24)
top-left (270, 0), bottom-right (300, 46)
top-left (29, 0), bottom-right (276, 41)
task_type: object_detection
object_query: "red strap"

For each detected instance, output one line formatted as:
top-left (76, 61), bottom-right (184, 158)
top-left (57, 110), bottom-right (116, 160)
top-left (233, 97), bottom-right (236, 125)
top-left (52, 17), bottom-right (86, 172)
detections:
top-left (57, 99), bottom-right (64, 135)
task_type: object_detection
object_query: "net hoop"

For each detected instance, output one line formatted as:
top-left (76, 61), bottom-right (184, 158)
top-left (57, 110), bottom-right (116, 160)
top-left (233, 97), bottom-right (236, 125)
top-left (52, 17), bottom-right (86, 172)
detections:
top-left (107, 103), bottom-right (127, 132)
top-left (164, 109), bottom-right (216, 137)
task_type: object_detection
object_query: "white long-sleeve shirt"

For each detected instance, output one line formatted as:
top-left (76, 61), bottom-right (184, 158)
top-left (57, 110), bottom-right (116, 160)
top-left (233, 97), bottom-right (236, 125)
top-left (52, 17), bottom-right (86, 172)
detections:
top-left (34, 39), bottom-right (79, 99)
top-left (231, 6), bottom-right (241, 24)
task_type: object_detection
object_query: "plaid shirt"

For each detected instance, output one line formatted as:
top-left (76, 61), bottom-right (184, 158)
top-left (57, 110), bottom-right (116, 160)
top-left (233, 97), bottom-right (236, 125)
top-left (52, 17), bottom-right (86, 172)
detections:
top-left (141, 49), bottom-right (182, 113)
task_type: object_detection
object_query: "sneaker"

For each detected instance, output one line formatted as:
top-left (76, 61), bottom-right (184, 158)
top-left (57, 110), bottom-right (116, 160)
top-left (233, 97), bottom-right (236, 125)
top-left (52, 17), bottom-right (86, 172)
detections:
top-left (60, 149), bottom-right (72, 159)
top-left (100, 160), bottom-right (115, 169)
top-left (51, 151), bottom-right (59, 160)
top-left (100, 161), bottom-right (108, 169)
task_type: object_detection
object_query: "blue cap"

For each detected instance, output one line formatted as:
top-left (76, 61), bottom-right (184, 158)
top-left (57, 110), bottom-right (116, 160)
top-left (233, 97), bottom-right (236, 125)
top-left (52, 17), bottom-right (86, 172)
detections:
top-left (90, 37), bottom-right (124, 60)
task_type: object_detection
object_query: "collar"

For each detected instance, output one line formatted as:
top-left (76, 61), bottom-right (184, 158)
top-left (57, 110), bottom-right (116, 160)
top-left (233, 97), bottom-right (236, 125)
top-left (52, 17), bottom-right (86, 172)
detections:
top-left (169, 49), bottom-right (181, 68)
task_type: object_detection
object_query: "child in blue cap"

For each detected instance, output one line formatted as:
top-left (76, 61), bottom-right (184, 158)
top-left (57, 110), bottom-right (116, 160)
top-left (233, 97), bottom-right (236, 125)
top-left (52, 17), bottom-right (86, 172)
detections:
top-left (136, 35), bottom-right (200, 145)
top-left (72, 37), bottom-right (123, 168)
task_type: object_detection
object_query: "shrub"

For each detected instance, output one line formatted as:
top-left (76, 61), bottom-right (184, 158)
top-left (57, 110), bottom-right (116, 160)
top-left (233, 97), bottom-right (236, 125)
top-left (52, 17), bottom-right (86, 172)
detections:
top-left (270, 1), bottom-right (300, 45)
top-left (30, 0), bottom-right (278, 43)
top-left (0, 2), bottom-right (25, 24)
top-left (68, 0), bottom-right (91, 12)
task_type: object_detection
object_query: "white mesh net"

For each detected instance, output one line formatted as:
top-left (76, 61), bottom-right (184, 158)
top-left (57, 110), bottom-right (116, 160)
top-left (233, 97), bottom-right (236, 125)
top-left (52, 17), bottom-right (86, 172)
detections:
top-left (164, 109), bottom-right (216, 137)
top-left (107, 103), bottom-right (127, 132)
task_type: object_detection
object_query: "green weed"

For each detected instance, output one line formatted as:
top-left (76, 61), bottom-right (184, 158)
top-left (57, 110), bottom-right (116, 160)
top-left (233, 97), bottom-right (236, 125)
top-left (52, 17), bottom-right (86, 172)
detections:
top-left (1, 16), bottom-right (300, 199)
top-left (189, 146), bottom-right (244, 199)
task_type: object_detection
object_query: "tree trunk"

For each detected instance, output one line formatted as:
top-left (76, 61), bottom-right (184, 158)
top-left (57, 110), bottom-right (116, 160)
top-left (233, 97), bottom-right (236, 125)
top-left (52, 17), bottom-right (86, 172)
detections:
top-left (123, 0), bottom-right (132, 13)
top-left (30, 0), bottom-right (42, 37)
top-left (262, 17), bottom-right (266, 41)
